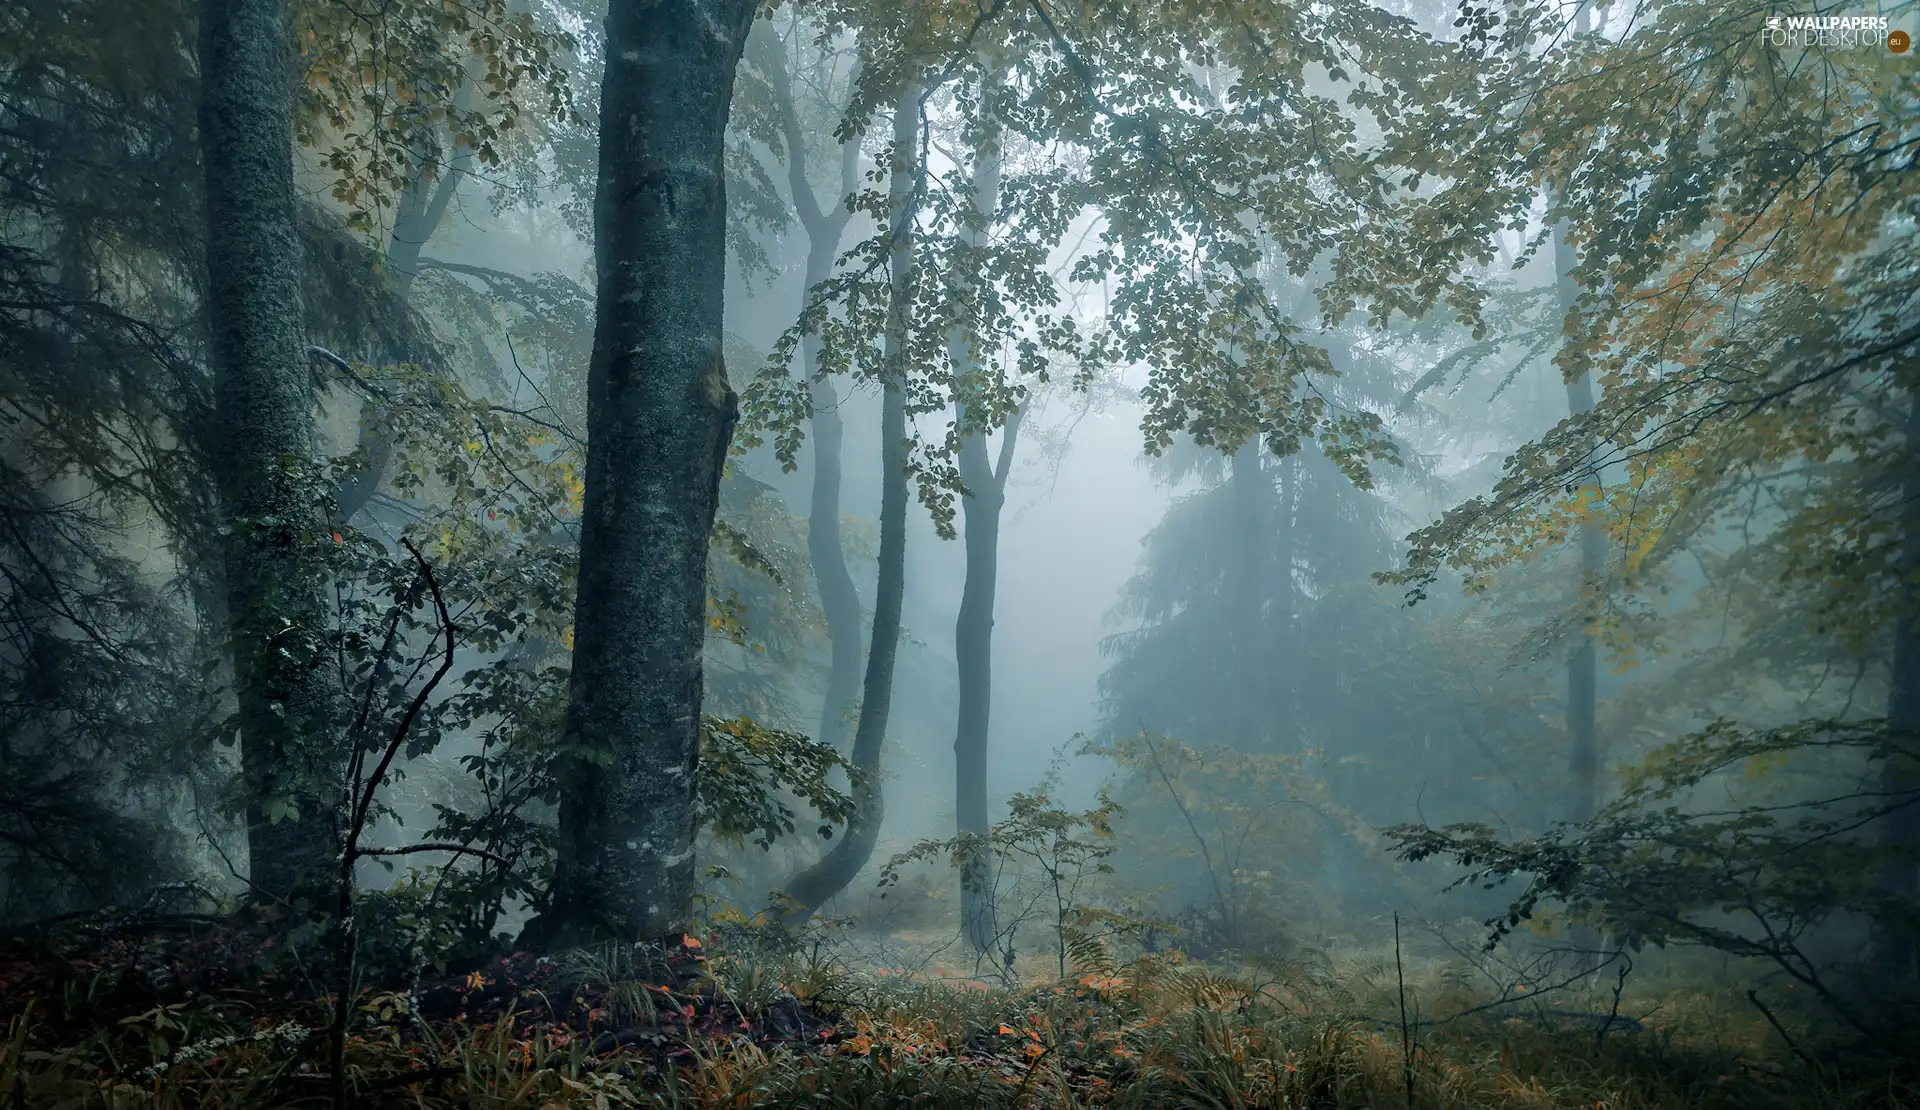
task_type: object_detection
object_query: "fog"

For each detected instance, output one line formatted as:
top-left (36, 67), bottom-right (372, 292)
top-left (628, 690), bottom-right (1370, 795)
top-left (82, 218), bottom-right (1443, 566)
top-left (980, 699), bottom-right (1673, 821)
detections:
top-left (2, 0), bottom-right (1915, 1102)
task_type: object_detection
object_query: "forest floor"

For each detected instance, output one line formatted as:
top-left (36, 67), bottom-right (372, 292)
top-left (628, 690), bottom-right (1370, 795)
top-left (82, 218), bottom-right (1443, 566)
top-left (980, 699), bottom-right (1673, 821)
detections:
top-left (0, 908), bottom-right (1911, 1109)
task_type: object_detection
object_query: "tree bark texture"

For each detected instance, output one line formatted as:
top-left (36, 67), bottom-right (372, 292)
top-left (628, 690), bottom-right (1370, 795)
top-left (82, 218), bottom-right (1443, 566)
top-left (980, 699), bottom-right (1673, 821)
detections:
top-left (1878, 391), bottom-right (1920, 979)
top-left (200, 0), bottom-right (338, 901)
top-left (538, 0), bottom-right (754, 943)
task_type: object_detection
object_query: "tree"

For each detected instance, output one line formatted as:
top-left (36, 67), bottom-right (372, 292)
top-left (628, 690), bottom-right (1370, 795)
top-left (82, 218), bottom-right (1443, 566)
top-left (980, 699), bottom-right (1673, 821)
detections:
top-left (776, 77), bottom-right (923, 923)
top-left (745, 19), bottom-right (868, 758)
top-left (200, 0), bottom-right (339, 901)
top-left (534, 0), bottom-right (759, 944)
top-left (948, 62), bottom-right (1018, 954)
top-left (1379, 0), bottom-right (1917, 981)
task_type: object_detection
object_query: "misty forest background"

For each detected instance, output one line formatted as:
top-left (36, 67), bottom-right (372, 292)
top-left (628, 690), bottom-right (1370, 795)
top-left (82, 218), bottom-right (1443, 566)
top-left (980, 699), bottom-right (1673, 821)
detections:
top-left (1, 0), bottom-right (1918, 1102)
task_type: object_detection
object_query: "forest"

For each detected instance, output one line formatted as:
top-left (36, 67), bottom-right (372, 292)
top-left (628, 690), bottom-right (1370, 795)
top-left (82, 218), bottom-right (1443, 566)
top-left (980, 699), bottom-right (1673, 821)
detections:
top-left (0, 0), bottom-right (1914, 1105)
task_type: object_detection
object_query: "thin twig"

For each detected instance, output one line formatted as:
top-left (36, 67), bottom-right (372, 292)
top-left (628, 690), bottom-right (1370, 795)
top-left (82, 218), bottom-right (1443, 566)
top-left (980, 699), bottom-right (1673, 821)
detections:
top-left (331, 537), bottom-right (458, 1108)
top-left (1395, 912), bottom-right (1416, 1110)
top-left (1597, 953), bottom-right (1632, 1049)
top-left (1137, 728), bottom-right (1232, 940)
top-left (1747, 989), bottom-right (1819, 1071)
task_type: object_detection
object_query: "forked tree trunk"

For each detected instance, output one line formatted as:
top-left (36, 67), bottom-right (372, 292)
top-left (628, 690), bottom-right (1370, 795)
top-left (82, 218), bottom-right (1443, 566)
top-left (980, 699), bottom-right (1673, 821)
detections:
top-left (533, 0), bottom-right (755, 944)
top-left (779, 81), bottom-right (920, 923)
top-left (200, 0), bottom-right (338, 902)
top-left (753, 23), bottom-right (867, 756)
top-left (333, 122), bottom-right (472, 529)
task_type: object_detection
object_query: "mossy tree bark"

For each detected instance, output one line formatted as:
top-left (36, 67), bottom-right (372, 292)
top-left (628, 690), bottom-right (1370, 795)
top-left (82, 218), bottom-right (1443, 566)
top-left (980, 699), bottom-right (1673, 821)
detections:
top-left (534, 0), bottom-right (754, 944)
top-left (1878, 391), bottom-right (1920, 980)
top-left (200, 0), bottom-right (338, 902)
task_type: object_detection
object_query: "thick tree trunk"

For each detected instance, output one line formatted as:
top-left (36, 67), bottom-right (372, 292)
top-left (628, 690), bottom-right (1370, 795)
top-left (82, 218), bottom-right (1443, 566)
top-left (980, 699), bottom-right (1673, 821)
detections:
top-left (779, 82), bottom-right (920, 923)
top-left (533, 0), bottom-right (754, 944)
top-left (200, 0), bottom-right (338, 902)
top-left (1877, 392), bottom-right (1920, 980)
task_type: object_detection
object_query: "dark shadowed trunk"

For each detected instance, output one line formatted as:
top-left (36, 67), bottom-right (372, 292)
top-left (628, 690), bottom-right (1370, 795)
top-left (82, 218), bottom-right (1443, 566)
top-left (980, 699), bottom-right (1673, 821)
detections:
top-left (1877, 390), bottom-right (1920, 980)
top-left (779, 82), bottom-right (920, 923)
top-left (753, 24), bottom-right (866, 755)
top-left (532, 0), bottom-right (754, 944)
top-left (200, 0), bottom-right (338, 901)
top-left (948, 70), bottom-right (1008, 954)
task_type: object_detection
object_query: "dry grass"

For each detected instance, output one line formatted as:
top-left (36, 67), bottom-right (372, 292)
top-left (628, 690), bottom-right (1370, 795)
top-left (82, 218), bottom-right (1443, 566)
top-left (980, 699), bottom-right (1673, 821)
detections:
top-left (3, 932), bottom-right (1913, 1109)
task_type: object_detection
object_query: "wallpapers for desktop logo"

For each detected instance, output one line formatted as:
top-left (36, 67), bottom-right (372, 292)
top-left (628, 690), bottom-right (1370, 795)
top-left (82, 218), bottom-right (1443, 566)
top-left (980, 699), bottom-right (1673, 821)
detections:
top-left (1762, 12), bottom-right (1909, 52)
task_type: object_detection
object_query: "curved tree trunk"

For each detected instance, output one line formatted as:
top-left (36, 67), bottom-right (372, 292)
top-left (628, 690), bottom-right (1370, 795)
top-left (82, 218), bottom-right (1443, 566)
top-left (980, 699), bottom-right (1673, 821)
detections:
top-left (752, 22), bottom-right (867, 755)
top-left (806, 365), bottom-right (864, 752)
top-left (778, 81), bottom-right (920, 923)
top-left (332, 122), bottom-right (472, 529)
top-left (200, 0), bottom-right (338, 902)
top-left (533, 0), bottom-right (754, 945)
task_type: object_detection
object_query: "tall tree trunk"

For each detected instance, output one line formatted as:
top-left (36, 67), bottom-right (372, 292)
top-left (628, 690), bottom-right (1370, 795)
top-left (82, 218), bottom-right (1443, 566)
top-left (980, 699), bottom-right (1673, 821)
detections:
top-left (200, 0), bottom-right (337, 902)
top-left (1554, 213), bottom-right (1603, 969)
top-left (953, 405), bottom-right (1018, 952)
top-left (779, 81), bottom-right (920, 923)
top-left (1877, 391), bottom-right (1920, 980)
top-left (1229, 443), bottom-right (1269, 750)
top-left (1553, 219), bottom-right (1601, 830)
top-left (753, 23), bottom-right (866, 755)
top-left (948, 68), bottom-right (1008, 955)
top-left (533, 0), bottom-right (754, 944)
top-left (1274, 455), bottom-right (1296, 739)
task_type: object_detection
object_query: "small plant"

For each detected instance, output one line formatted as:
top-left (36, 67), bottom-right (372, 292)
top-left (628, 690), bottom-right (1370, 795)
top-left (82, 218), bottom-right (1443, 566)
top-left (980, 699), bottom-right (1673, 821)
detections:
top-left (879, 756), bottom-right (1142, 983)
